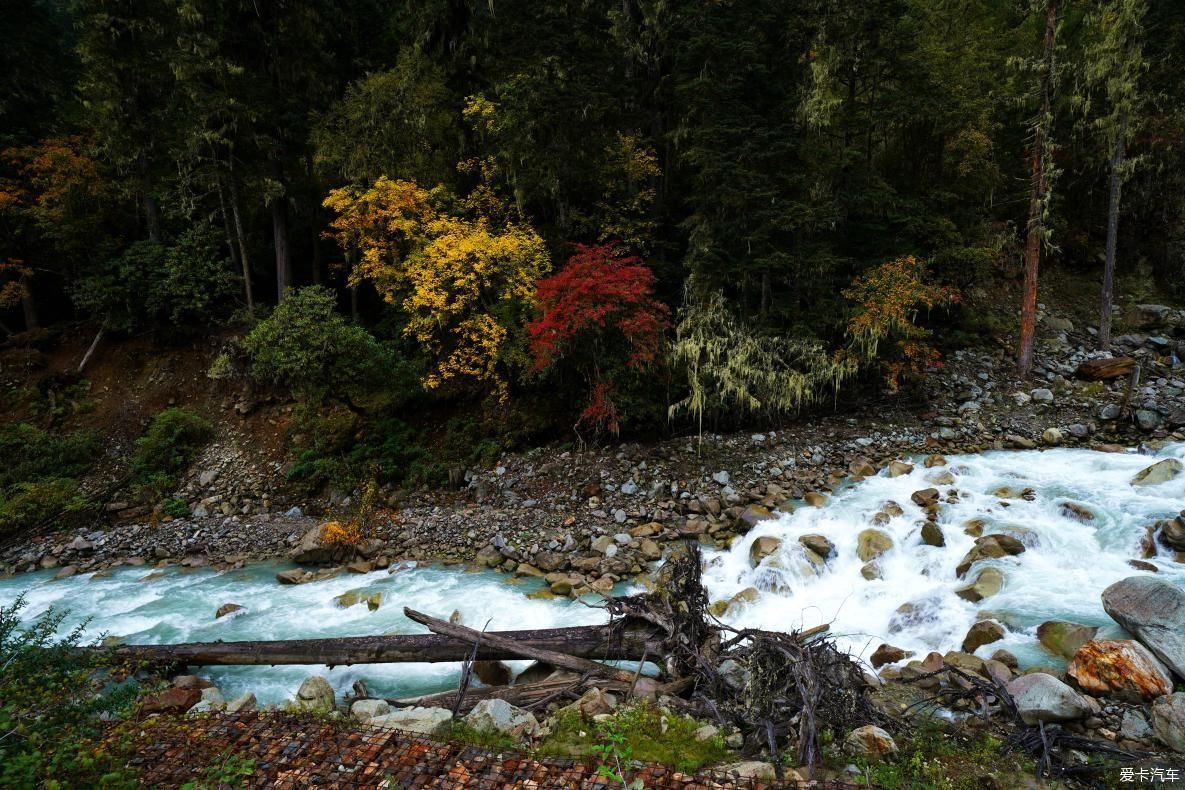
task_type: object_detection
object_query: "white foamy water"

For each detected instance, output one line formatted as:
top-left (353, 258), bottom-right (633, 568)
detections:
top-left (701, 443), bottom-right (1185, 670)
top-left (0, 561), bottom-right (614, 704)
top-left (1, 443), bottom-right (1182, 704)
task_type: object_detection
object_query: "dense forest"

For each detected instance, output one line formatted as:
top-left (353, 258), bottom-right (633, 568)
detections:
top-left (3, 0), bottom-right (1184, 476)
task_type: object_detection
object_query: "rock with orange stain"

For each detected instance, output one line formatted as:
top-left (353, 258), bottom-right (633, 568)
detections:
top-left (1067, 639), bottom-right (1173, 702)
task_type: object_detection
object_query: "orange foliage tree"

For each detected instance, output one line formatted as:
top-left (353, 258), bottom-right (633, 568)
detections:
top-left (842, 255), bottom-right (960, 390)
top-left (323, 177), bottom-right (550, 400)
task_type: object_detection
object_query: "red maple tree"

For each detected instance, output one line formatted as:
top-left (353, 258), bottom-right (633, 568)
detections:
top-left (527, 244), bottom-right (670, 434)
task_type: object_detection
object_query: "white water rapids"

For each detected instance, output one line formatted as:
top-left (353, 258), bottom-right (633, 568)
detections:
top-left (1, 443), bottom-right (1182, 706)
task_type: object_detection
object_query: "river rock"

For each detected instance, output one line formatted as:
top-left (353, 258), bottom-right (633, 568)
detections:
top-left (870, 643), bottom-right (912, 668)
top-left (1059, 502), bottom-right (1094, 522)
top-left (464, 698), bottom-right (539, 738)
top-left (351, 698), bottom-right (391, 724)
top-left (289, 524), bottom-right (344, 564)
top-left (739, 505), bottom-right (774, 528)
top-left (334, 591), bottom-right (382, 611)
top-left (215, 602), bottom-right (245, 619)
top-left (1066, 639), bottom-right (1174, 702)
top-left (920, 521), bottom-right (945, 547)
top-left (962, 620), bottom-right (1005, 653)
top-left (141, 687), bottom-right (202, 714)
top-left (295, 675), bottom-right (335, 712)
top-left (718, 762), bottom-right (803, 782)
top-left (955, 534), bottom-right (1026, 577)
top-left (799, 534), bottom-right (835, 558)
top-left (857, 529), bottom-right (893, 562)
top-left (850, 458), bottom-right (876, 478)
top-left (910, 488), bottom-right (939, 507)
top-left (1007, 673), bottom-right (1094, 724)
top-left (475, 545), bottom-right (502, 567)
top-left (369, 706), bottom-right (453, 735)
top-left (955, 567), bottom-right (1004, 603)
top-left (924, 454), bottom-right (947, 468)
top-left (1101, 576), bottom-right (1185, 679)
top-left (1151, 693), bottom-right (1185, 752)
top-left (1156, 512), bottom-right (1185, 551)
top-left (1131, 459), bottom-right (1183, 487)
top-left (803, 491), bottom-right (827, 507)
top-left (749, 536), bottom-right (782, 566)
top-left (226, 692), bottom-right (256, 713)
top-left (844, 725), bottom-right (898, 762)
top-left (1037, 620), bottom-right (1098, 660)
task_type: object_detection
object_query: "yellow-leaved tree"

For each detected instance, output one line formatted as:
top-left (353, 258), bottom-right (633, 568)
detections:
top-left (324, 176), bottom-right (550, 400)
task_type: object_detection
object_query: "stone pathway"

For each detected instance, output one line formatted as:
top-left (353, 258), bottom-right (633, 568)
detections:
top-left (123, 711), bottom-right (859, 788)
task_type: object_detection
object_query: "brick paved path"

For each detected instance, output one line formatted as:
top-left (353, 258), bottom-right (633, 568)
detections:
top-left (124, 711), bottom-right (858, 789)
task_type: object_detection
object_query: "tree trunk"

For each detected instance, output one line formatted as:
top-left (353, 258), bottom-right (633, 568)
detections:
top-left (100, 621), bottom-right (661, 668)
top-left (139, 157), bottom-right (162, 244)
top-left (404, 608), bottom-right (640, 683)
top-left (271, 196), bottom-right (292, 302)
top-left (228, 176), bottom-right (255, 315)
top-left (1018, 0), bottom-right (1059, 377)
top-left (20, 273), bottom-right (38, 330)
top-left (1099, 113), bottom-right (1127, 351)
top-left (215, 177), bottom-right (241, 271)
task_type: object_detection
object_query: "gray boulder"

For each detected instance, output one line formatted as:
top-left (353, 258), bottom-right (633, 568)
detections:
top-left (294, 675), bottom-right (335, 712)
top-left (1102, 576), bottom-right (1185, 679)
top-left (1151, 693), bottom-right (1185, 753)
top-left (368, 706), bottom-right (453, 735)
top-left (463, 698), bottom-right (538, 738)
top-left (1131, 459), bottom-right (1183, 487)
top-left (226, 692), bottom-right (256, 713)
top-left (1006, 673), bottom-right (1093, 724)
top-left (351, 698), bottom-right (391, 723)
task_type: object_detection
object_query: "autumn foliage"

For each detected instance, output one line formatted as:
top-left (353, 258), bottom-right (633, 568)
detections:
top-left (842, 255), bottom-right (960, 390)
top-left (527, 244), bottom-right (670, 434)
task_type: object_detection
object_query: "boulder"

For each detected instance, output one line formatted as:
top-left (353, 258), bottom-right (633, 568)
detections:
top-left (955, 534), bottom-right (1026, 577)
top-left (533, 551), bottom-right (567, 572)
top-left (368, 706), bottom-right (453, 735)
top-left (955, 567), bottom-right (1004, 603)
top-left (738, 505), bottom-right (774, 528)
top-left (140, 687), bottom-right (202, 714)
top-left (849, 458), bottom-right (877, 478)
top-left (799, 534), bottom-right (835, 558)
top-left (351, 698), bottom-right (392, 724)
top-left (910, 488), bottom-right (939, 507)
top-left (1067, 639), bottom-right (1174, 702)
top-left (844, 725), bottom-right (898, 762)
top-left (215, 602), bottom-right (245, 619)
top-left (1156, 512), bottom-right (1185, 551)
top-left (226, 692), bottom-right (256, 713)
top-left (803, 491), bottom-right (827, 507)
top-left (1131, 459), bottom-right (1183, 487)
top-left (924, 454), bottom-right (947, 468)
top-left (1007, 673), bottom-right (1094, 725)
top-left (295, 675), bottom-right (335, 712)
top-left (870, 643), bottom-right (913, 669)
top-left (475, 545), bottom-right (503, 567)
top-left (857, 529), bottom-right (893, 562)
top-left (1151, 693), bottom-right (1185, 753)
top-left (748, 536), bottom-right (782, 566)
top-left (1101, 576), bottom-right (1185, 679)
top-left (962, 620), bottom-right (1005, 654)
top-left (719, 762), bottom-right (802, 782)
top-left (887, 461), bottom-right (914, 478)
top-left (1059, 502), bottom-right (1094, 523)
top-left (1037, 620), bottom-right (1098, 660)
top-left (920, 521), bottom-right (945, 547)
top-left (289, 524), bottom-right (346, 564)
top-left (173, 675), bottom-right (214, 690)
top-left (334, 591), bottom-right (382, 611)
top-left (463, 698), bottom-right (539, 738)
top-left (559, 688), bottom-right (618, 719)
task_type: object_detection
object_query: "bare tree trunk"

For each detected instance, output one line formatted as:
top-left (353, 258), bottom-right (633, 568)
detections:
top-left (271, 196), bottom-right (292, 302)
top-left (1018, 0), bottom-right (1058, 377)
top-left (20, 273), bottom-right (38, 330)
top-left (78, 321), bottom-right (106, 372)
top-left (228, 175), bottom-right (255, 315)
top-left (1099, 112), bottom-right (1127, 351)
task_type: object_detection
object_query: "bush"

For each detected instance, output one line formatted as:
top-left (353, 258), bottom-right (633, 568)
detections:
top-left (286, 406), bottom-right (426, 493)
top-left (0, 424), bottom-right (98, 537)
top-left (0, 596), bottom-right (140, 787)
top-left (241, 286), bottom-right (396, 404)
top-left (72, 223), bottom-right (237, 333)
top-left (129, 408), bottom-right (214, 501)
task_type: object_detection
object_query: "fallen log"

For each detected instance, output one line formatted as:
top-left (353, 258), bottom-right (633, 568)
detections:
top-left (102, 621), bottom-right (663, 668)
top-left (404, 607), bottom-right (640, 684)
top-left (1075, 355), bottom-right (1135, 381)
top-left (388, 674), bottom-right (615, 713)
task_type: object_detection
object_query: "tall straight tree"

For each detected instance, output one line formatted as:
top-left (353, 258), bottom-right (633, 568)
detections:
top-left (1085, 0), bottom-right (1147, 350)
top-left (1018, 0), bottom-right (1060, 377)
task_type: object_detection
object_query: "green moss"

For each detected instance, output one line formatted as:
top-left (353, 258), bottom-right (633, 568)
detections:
top-left (439, 721), bottom-right (518, 752)
top-left (535, 702), bottom-right (729, 775)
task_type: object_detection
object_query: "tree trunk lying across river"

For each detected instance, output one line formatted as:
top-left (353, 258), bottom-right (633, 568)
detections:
top-left (100, 621), bottom-right (664, 668)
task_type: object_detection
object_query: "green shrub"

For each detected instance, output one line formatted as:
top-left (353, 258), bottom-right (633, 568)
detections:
top-left (0, 425), bottom-right (99, 537)
top-left (286, 406), bottom-right (427, 493)
top-left (129, 408), bottom-right (214, 501)
top-left (72, 224), bottom-right (238, 333)
top-left (242, 286), bottom-right (396, 403)
top-left (0, 596), bottom-right (140, 788)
